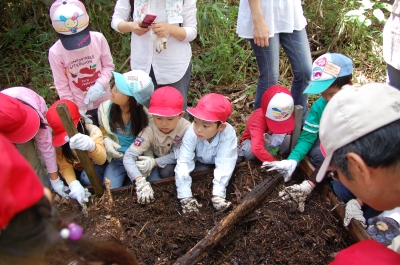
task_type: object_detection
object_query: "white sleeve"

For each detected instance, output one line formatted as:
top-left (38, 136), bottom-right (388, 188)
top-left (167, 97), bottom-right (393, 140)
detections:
top-left (111, 0), bottom-right (132, 33)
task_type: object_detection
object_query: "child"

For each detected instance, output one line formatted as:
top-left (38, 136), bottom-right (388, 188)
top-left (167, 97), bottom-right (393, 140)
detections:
top-left (98, 70), bottom-right (154, 189)
top-left (46, 99), bottom-right (106, 205)
top-left (174, 93), bottom-right (238, 213)
top-left (49, 0), bottom-right (115, 125)
top-left (123, 86), bottom-right (191, 204)
top-left (0, 134), bottom-right (139, 265)
top-left (238, 85), bottom-right (295, 163)
top-left (0, 89), bottom-right (57, 189)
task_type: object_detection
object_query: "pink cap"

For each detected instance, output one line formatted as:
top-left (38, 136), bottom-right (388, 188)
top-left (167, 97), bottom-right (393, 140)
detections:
top-left (187, 93), bottom-right (232, 122)
top-left (148, 86), bottom-right (183, 116)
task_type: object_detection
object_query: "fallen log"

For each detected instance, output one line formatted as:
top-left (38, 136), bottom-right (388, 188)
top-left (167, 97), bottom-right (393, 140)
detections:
top-left (173, 171), bottom-right (281, 265)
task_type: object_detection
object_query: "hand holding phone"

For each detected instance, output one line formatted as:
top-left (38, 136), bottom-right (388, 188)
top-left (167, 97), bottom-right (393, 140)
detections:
top-left (140, 14), bottom-right (157, 28)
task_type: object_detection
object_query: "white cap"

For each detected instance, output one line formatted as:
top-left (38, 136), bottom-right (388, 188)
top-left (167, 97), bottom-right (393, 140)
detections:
top-left (265, 92), bottom-right (294, 122)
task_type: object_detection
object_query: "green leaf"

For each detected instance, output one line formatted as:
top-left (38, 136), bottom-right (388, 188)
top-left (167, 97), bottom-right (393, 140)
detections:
top-left (373, 9), bottom-right (385, 22)
top-left (360, 0), bottom-right (375, 10)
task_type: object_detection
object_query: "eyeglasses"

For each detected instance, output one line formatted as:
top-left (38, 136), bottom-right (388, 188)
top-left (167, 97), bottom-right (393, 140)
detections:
top-left (327, 170), bottom-right (340, 182)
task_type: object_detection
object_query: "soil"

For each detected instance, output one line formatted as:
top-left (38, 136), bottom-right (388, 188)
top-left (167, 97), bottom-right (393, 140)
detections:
top-left (48, 162), bottom-right (351, 265)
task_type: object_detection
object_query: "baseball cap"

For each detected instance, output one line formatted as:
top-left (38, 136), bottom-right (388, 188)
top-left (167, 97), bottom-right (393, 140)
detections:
top-left (0, 93), bottom-right (40, 144)
top-left (46, 99), bottom-right (81, 147)
top-left (187, 93), bottom-right (232, 122)
top-left (113, 70), bottom-right (154, 106)
top-left (303, 53), bottom-right (353, 95)
top-left (261, 85), bottom-right (295, 134)
top-left (0, 134), bottom-right (44, 230)
top-left (148, 86), bottom-right (183, 116)
top-left (316, 83), bottom-right (400, 182)
top-left (50, 0), bottom-right (91, 51)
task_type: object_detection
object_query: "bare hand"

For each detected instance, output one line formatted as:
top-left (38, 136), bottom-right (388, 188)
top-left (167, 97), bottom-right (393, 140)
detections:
top-left (149, 22), bottom-right (171, 38)
top-left (253, 20), bottom-right (269, 47)
top-left (132, 21), bottom-right (151, 36)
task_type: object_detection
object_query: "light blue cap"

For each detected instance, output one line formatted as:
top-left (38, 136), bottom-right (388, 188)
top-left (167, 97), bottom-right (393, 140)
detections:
top-left (112, 70), bottom-right (154, 105)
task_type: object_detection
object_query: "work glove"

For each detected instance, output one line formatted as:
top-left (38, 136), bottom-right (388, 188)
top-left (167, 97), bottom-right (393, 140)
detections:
top-left (212, 196), bottom-right (231, 212)
top-left (367, 216), bottom-right (400, 246)
top-left (152, 34), bottom-right (167, 53)
top-left (84, 81), bottom-right (105, 108)
top-left (69, 180), bottom-right (91, 206)
top-left (104, 137), bottom-right (123, 159)
top-left (69, 133), bottom-right (95, 152)
top-left (278, 180), bottom-right (313, 212)
top-left (180, 197), bottom-right (202, 214)
top-left (50, 176), bottom-right (69, 198)
top-left (135, 177), bottom-right (155, 204)
top-left (136, 156), bottom-right (156, 177)
top-left (79, 109), bottom-right (93, 124)
top-left (344, 199), bottom-right (367, 228)
top-left (261, 159), bottom-right (297, 182)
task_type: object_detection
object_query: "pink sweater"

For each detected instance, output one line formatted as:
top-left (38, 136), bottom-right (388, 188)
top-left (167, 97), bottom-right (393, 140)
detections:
top-left (49, 31), bottom-right (114, 110)
top-left (1, 87), bottom-right (58, 174)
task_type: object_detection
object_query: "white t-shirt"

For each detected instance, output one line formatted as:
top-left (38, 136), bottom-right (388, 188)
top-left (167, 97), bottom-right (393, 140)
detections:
top-left (236, 0), bottom-right (307, 39)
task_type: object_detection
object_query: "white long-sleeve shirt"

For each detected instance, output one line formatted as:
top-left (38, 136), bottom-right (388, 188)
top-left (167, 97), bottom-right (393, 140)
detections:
top-left (174, 123), bottom-right (238, 199)
top-left (111, 0), bottom-right (197, 84)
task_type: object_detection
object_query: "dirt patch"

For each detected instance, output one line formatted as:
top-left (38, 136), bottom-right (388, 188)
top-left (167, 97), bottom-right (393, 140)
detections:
top-left (48, 162), bottom-right (351, 265)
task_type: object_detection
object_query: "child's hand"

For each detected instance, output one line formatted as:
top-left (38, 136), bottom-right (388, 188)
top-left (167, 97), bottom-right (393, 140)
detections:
top-left (132, 21), bottom-right (151, 36)
top-left (84, 81), bottom-right (105, 108)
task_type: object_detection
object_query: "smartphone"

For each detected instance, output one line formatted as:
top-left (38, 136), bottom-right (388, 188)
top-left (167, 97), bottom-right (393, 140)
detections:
top-left (140, 14), bottom-right (157, 28)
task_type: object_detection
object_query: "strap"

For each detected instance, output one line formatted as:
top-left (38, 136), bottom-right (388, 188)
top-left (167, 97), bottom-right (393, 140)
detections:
top-left (130, 0), bottom-right (134, 20)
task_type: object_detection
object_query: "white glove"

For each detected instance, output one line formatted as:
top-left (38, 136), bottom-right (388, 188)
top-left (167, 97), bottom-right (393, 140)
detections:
top-left (344, 199), bottom-right (367, 228)
top-left (262, 159), bottom-right (298, 182)
top-left (69, 133), bottom-right (95, 152)
top-left (180, 197), bottom-right (202, 213)
top-left (278, 180), bottom-right (313, 212)
top-left (84, 81), bottom-right (105, 108)
top-left (104, 137), bottom-right (123, 159)
top-left (50, 176), bottom-right (69, 198)
top-left (152, 34), bottom-right (168, 53)
top-left (136, 156), bottom-right (156, 177)
top-left (69, 180), bottom-right (91, 205)
top-left (135, 177), bottom-right (155, 204)
top-left (78, 109), bottom-right (93, 124)
top-left (212, 196), bottom-right (231, 212)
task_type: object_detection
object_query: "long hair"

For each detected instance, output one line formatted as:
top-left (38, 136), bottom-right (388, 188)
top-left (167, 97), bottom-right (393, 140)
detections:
top-left (0, 196), bottom-right (139, 265)
top-left (109, 96), bottom-right (148, 136)
top-left (61, 119), bottom-right (90, 164)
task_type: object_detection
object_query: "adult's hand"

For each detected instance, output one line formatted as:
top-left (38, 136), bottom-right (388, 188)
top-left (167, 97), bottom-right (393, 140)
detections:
top-left (344, 199), bottom-right (367, 228)
top-left (253, 19), bottom-right (269, 47)
top-left (149, 22), bottom-right (172, 38)
top-left (132, 21), bottom-right (151, 36)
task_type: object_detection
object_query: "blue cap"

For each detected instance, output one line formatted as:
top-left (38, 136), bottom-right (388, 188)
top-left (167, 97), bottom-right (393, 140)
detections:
top-left (303, 53), bottom-right (353, 95)
top-left (112, 70), bottom-right (154, 105)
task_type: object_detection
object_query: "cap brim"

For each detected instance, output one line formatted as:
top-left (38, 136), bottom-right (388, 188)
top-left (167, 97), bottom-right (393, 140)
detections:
top-left (52, 131), bottom-right (69, 147)
top-left (316, 153), bottom-right (332, 182)
top-left (187, 108), bottom-right (219, 122)
top-left (303, 79), bottom-right (336, 94)
top-left (3, 109), bottom-right (40, 144)
top-left (113, 71), bottom-right (132, 97)
top-left (57, 27), bottom-right (91, 51)
top-left (266, 114), bottom-right (295, 134)
top-left (148, 108), bottom-right (181, 117)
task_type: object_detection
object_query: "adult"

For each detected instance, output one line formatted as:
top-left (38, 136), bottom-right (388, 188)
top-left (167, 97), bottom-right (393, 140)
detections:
top-left (111, 0), bottom-right (197, 118)
top-left (383, 0), bottom-right (400, 90)
top-left (316, 83), bottom-right (400, 261)
top-left (236, 0), bottom-right (312, 120)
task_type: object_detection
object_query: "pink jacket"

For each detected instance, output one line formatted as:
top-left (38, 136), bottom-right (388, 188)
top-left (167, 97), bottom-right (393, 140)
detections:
top-left (1, 87), bottom-right (58, 174)
top-left (48, 31), bottom-right (114, 110)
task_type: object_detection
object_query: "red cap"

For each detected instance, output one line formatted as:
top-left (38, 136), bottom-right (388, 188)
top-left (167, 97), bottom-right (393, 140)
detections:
top-left (148, 86), bottom-right (183, 116)
top-left (0, 93), bottom-right (40, 144)
top-left (46, 99), bottom-right (81, 147)
top-left (0, 134), bottom-right (44, 229)
top-left (261, 85), bottom-right (295, 134)
top-left (187, 93), bottom-right (232, 122)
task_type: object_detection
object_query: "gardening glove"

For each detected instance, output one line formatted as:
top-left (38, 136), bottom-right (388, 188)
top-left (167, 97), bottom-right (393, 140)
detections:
top-left (180, 197), bottom-right (202, 213)
top-left (344, 199), bottom-right (367, 228)
top-left (278, 180), bottom-right (313, 212)
top-left (262, 159), bottom-right (297, 182)
top-left (69, 133), bottom-right (95, 152)
top-left (135, 177), bottom-right (155, 204)
top-left (136, 156), bottom-right (156, 177)
top-left (79, 109), bottom-right (93, 124)
top-left (152, 34), bottom-right (168, 53)
top-left (367, 216), bottom-right (400, 246)
top-left (50, 176), bottom-right (69, 198)
top-left (69, 180), bottom-right (91, 206)
top-left (84, 81), bottom-right (105, 108)
top-left (104, 137), bottom-right (123, 159)
top-left (212, 196), bottom-right (231, 212)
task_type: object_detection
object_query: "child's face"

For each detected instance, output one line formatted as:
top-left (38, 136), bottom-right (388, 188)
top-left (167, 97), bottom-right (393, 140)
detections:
top-left (110, 85), bottom-right (129, 106)
top-left (153, 113), bottom-right (184, 134)
top-left (321, 86), bottom-right (341, 101)
top-left (193, 117), bottom-right (226, 141)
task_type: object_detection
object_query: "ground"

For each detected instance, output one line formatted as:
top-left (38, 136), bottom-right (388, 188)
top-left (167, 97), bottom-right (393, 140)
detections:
top-left (48, 162), bottom-right (351, 265)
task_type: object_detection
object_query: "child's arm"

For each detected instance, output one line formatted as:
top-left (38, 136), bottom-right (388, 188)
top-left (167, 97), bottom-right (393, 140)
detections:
top-left (247, 112), bottom-right (276, 162)
top-left (97, 34), bottom-right (115, 89)
top-left (86, 124), bottom-right (107, 166)
top-left (248, 0), bottom-right (269, 47)
top-left (56, 148), bottom-right (77, 185)
top-left (48, 47), bottom-right (75, 101)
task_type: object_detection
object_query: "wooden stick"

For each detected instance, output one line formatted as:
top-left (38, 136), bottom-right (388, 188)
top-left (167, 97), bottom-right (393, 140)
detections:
top-left (290, 105), bottom-right (303, 151)
top-left (56, 103), bottom-right (104, 196)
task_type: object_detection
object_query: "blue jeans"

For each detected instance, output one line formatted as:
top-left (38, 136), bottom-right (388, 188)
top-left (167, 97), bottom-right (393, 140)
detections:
top-left (250, 28), bottom-right (312, 121)
top-left (387, 64), bottom-right (400, 90)
top-left (100, 159), bottom-right (131, 189)
top-left (79, 164), bottom-right (106, 187)
top-left (147, 164), bottom-right (176, 182)
top-left (307, 138), bottom-right (324, 167)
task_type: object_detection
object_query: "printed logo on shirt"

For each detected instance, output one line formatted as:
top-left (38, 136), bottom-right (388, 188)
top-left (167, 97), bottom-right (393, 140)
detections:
top-left (134, 136), bottom-right (144, 146)
top-left (116, 127), bottom-right (128, 135)
top-left (174, 135), bottom-right (181, 142)
top-left (66, 55), bottom-right (100, 92)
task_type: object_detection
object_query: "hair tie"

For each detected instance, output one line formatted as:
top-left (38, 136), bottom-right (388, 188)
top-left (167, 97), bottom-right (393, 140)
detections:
top-left (60, 223), bottom-right (83, 240)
